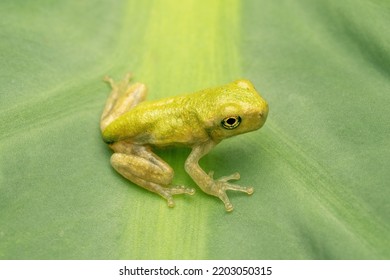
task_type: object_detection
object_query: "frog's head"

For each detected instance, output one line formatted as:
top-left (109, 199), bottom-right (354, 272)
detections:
top-left (201, 79), bottom-right (269, 142)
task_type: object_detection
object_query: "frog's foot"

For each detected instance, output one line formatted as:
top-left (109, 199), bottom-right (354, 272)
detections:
top-left (103, 72), bottom-right (132, 91)
top-left (208, 171), bottom-right (254, 212)
top-left (159, 185), bottom-right (196, 208)
top-left (100, 72), bottom-right (146, 132)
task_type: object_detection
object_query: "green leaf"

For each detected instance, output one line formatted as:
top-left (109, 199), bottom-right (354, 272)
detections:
top-left (1, 0), bottom-right (389, 259)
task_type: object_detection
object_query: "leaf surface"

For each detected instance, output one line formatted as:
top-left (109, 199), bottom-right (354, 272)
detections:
top-left (1, 0), bottom-right (389, 259)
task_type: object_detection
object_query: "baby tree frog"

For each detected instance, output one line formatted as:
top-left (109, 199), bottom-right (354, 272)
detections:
top-left (100, 73), bottom-right (268, 211)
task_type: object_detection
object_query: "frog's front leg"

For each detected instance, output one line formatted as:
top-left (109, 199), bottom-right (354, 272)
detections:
top-left (184, 141), bottom-right (254, 212)
top-left (110, 142), bottom-right (195, 207)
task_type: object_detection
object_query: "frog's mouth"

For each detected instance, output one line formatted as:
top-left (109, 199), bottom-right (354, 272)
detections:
top-left (103, 138), bottom-right (114, 144)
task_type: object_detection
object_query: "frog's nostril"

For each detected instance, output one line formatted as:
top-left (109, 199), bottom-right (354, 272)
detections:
top-left (259, 108), bottom-right (268, 120)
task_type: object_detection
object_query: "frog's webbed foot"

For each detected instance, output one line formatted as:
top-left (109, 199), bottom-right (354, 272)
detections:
top-left (159, 185), bottom-right (195, 208)
top-left (208, 171), bottom-right (254, 212)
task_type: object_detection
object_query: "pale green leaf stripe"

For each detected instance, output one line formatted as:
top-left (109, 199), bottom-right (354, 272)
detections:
top-left (117, 0), bottom-right (242, 259)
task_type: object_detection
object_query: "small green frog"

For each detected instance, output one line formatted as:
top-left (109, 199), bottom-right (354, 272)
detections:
top-left (100, 73), bottom-right (268, 211)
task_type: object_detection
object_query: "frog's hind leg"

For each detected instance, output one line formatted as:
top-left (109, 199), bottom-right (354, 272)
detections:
top-left (100, 73), bottom-right (147, 131)
top-left (110, 143), bottom-right (195, 207)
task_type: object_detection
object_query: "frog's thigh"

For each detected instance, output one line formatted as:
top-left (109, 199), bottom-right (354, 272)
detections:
top-left (111, 152), bottom-right (194, 206)
top-left (110, 152), bottom-right (174, 187)
top-left (109, 142), bottom-right (195, 206)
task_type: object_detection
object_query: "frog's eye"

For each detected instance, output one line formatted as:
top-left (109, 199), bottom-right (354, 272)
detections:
top-left (221, 116), bottom-right (241, 129)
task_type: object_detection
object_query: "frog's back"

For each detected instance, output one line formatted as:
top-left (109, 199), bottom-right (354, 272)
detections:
top-left (102, 95), bottom-right (209, 146)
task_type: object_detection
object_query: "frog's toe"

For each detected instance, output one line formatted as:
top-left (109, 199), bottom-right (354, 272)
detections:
top-left (216, 189), bottom-right (234, 212)
top-left (166, 197), bottom-right (175, 208)
top-left (159, 185), bottom-right (196, 208)
top-left (170, 185), bottom-right (196, 195)
top-left (157, 190), bottom-right (174, 207)
top-left (218, 172), bottom-right (240, 182)
top-left (224, 182), bottom-right (254, 195)
top-left (103, 75), bottom-right (115, 88)
top-left (224, 202), bottom-right (234, 212)
top-left (246, 187), bottom-right (254, 195)
top-left (187, 188), bottom-right (196, 195)
top-left (210, 179), bottom-right (255, 211)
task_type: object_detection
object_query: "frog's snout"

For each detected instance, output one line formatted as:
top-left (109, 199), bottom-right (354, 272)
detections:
top-left (259, 102), bottom-right (269, 122)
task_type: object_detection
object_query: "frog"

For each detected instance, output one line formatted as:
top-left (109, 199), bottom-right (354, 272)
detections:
top-left (100, 73), bottom-right (268, 211)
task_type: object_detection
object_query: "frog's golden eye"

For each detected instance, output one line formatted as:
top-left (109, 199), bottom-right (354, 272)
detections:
top-left (221, 116), bottom-right (241, 129)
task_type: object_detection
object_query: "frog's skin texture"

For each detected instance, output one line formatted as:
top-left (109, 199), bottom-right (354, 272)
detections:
top-left (100, 73), bottom-right (268, 211)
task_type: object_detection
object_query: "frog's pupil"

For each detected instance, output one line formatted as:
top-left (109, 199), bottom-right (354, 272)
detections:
top-left (227, 118), bottom-right (236, 125)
